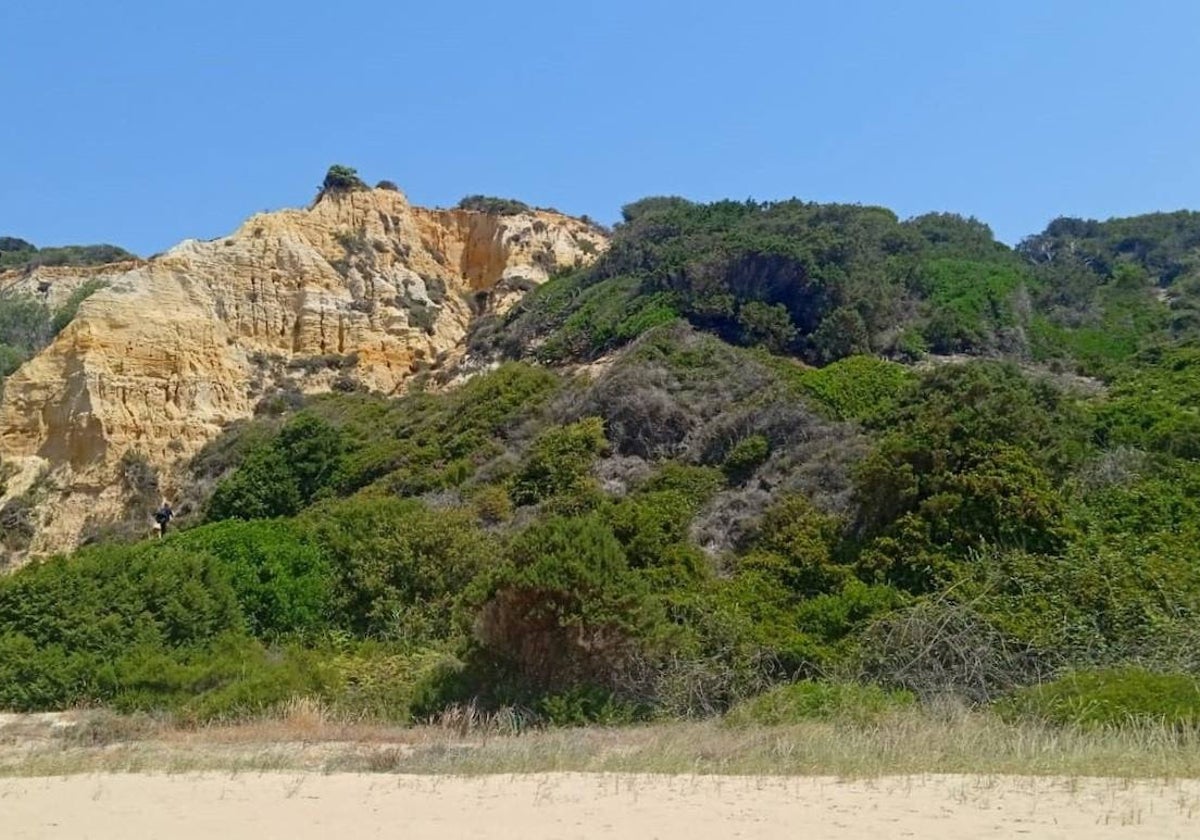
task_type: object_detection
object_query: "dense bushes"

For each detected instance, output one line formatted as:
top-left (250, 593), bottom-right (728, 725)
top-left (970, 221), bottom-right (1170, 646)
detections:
top-left (1095, 345), bottom-right (1200, 456)
top-left (1001, 669), bottom-right (1200, 728)
top-left (852, 361), bottom-right (1086, 589)
top-left (794, 355), bottom-right (914, 422)
top-left (0, 543), bottom-right (243, 710)
top-left (499, 199), bottom-right (1200, 377)
top-left (7, 324), bottom-right (1200, 726)
top-left (0, 507), bottom-right (480, 718)
top-left (500, 197), bottom-right (1050, 366)
top-left (467, 516), bottom-right (662, 698)
top-left (7, 201), bottom-right (1200, 730)
top-left (173, 520), bottom-right (333, 639)
top-left (302, 497), bottom-right (496, 643)
top-left (510, 418), bottom-right (608, 510)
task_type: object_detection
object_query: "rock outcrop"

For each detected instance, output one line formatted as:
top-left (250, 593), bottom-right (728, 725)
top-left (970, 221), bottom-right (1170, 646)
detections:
top-left (0, 186), bottom-right (607, 561)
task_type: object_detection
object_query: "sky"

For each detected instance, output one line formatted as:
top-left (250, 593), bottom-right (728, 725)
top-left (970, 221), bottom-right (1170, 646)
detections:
top-left (2, 1), bottom-right (1198, 256)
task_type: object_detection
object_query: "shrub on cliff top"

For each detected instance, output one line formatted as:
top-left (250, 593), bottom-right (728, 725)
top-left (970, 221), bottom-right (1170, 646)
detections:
top-left (457, 195), bottom-right (532, 216)
top-left (320, 165), bottom-right (368, 196)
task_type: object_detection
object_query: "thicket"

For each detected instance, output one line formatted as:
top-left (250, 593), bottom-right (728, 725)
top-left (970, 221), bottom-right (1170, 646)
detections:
top-left (7, 326), bottom-right (1192, 726)
top-left (4, 202), bottom-right (1200, 731)
top-left (498, 199), bottom-right (1049, 367)
top-left (1018, 213), bottom-right (1200, 376)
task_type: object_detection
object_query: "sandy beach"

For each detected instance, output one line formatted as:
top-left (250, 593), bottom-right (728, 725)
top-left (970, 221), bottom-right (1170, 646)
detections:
top-left (4, 772), bottom-right (1200, 839)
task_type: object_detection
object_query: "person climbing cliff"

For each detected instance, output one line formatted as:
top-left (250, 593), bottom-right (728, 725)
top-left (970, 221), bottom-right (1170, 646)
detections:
top-left (154, 501), bottom-right (174, 537)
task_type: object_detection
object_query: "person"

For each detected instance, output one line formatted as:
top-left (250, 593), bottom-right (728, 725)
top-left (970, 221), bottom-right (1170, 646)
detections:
top-left (154, 501), bottom-right (174, 538)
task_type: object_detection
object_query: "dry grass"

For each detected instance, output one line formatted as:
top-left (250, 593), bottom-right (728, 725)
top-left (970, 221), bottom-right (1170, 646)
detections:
top-left (3, 704), bottom-right (1200, 779)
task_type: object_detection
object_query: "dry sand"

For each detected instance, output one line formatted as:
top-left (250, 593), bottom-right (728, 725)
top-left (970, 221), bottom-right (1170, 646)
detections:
top-left (4, 772), bottom-right (1200, 839)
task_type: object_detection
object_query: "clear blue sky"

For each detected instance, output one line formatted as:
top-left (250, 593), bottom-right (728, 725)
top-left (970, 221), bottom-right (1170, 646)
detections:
top-left (3, 1), bottom-right (1198, 256)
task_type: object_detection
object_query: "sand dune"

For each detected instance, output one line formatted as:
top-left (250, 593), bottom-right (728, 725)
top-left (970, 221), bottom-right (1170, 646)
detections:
top-left (5, 772), bottom-right (1199, 839)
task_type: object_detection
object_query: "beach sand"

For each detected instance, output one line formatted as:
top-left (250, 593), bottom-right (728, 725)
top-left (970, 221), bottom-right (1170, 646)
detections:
top-left (4, 772), bottom-right (1200, 839)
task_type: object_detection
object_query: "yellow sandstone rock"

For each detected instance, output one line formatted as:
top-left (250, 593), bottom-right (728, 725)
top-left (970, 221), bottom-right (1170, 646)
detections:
top-left (0, 186), bottom-right (607, 562)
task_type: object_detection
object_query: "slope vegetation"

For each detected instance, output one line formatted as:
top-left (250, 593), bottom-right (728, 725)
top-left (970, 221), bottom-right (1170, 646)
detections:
top-left (2, 193), bottom-right (1200, 730)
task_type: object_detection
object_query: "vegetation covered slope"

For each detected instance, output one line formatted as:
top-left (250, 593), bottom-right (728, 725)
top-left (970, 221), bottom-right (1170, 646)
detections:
top-left (2, 197), bottom-right (1200, 728)
top-left (0, 237), bottom-right (135, 272)
top-left (490, 199), bottom-right (1197, 378)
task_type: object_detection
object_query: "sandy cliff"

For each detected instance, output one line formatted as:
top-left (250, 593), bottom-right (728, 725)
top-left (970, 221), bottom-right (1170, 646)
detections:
top-left (0, 186), bottom-right (607, 560)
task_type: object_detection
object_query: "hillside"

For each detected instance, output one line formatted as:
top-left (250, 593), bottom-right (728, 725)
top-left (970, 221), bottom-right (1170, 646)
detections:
top-left (1, 180), bottom-right (1200, 729)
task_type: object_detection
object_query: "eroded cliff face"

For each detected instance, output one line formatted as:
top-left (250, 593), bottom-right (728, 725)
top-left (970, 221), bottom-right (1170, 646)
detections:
top-left (0, 187), bottom-right (607, 561)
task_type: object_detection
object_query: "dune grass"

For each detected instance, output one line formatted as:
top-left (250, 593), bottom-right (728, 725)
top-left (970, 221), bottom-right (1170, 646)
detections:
top-left (4, 703), bottom-right (1200, 779)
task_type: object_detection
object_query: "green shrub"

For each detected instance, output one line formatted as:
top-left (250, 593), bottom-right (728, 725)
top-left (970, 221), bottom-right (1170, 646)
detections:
top-left (320, 164), bottom-right (368, 195)
top-left (748, 495), bottom-right (847, 597)
top-left (205, 412), bottom-right (345, 521)
top-left (853, 361), bottom-right (1084, 589)
top-left (914, 258), bottom-right (1028, 353)
top-left (173, 520), bottom-right (334, 639)
top-left (206, 445), bottom-right (301, 520)
top-left (0, 634), bottom-right (94, 710)
top-left (0, 495), bottom-right (37, 551)
top-left (0, 543), bottom-right (243, 655)
top-left (1000, 669), bottom-right (1200, 728)
top-left (537, 685), bottom-right (639, 726)
top-left (470, 484), bottom-right (513, 525)
top-left (302, 496), bottom-right (496, 643)
top-left (510, 418), bottom-right (608, 510)
top-left (466, 515), bottom-right (663, 697)
top-left (0, 342), bottom-right (24, 378)
top-left (0, 295), bottom-right (52, 355)
top-left (725, 680), bottom-right (914, 726)
top-left (50, 279), bottom-right (107, 335)
top-left (328, 362), bottom-right (560, 497)
top-left (737, 301), bottom-right (796, 353)
top-left (810, 306), bottom-right (869, 361)
top-left (105, 634), bottom-right (335, 721)
top-left (504, 196), bottom-right (1014, 364)
top-left (1096, 346), bottom-right (1200, 456)
top-left (0, 541), bottom-right (249, 711)
top-left (330, 646), bottom-right (463, 722)
top-left (793, 580), bottom-right (907, 649)
top-left (640, 462), bottom-right (725, 501)
top-left (956, 475), bottom-right (1200, 668)
top-left (795, 355), bottom-right (914, 422)
top-left (0, 237), bottom-right (36, 263)
top-left (658, 574), bottom-right (825, 710)
top-left (723, 434), bottom-right (770, 483)
top-left (523, 275), bottom-right (679, 364)
top-left (457, 195), bottom-right (532, 215)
